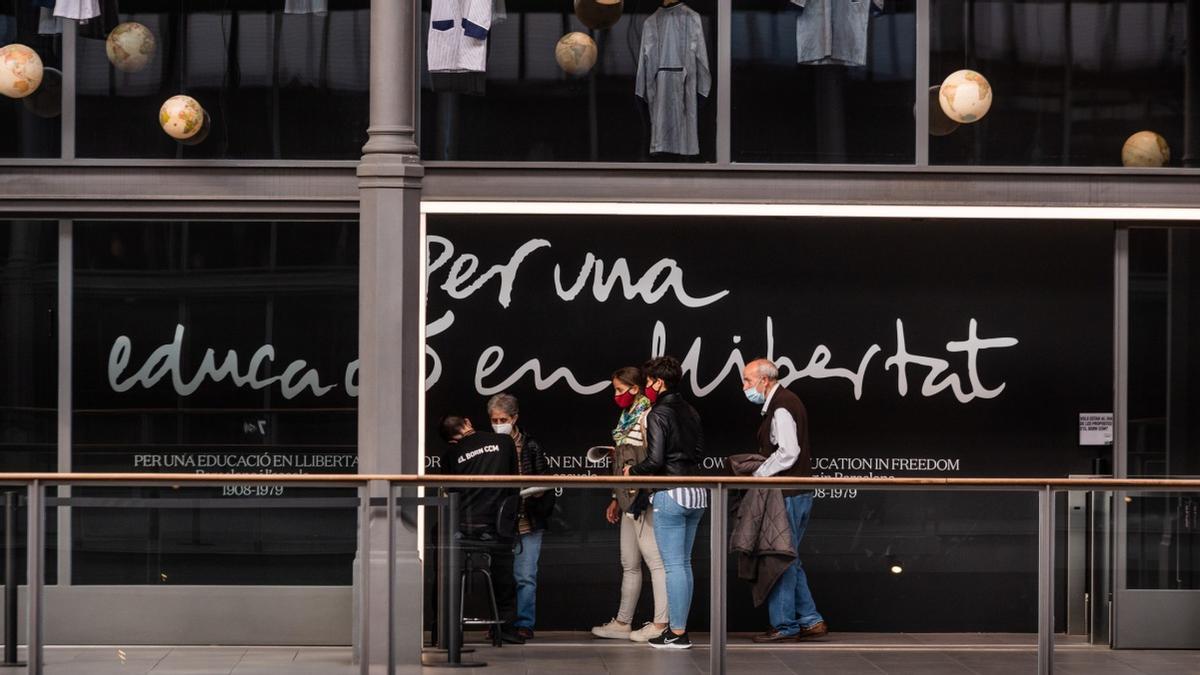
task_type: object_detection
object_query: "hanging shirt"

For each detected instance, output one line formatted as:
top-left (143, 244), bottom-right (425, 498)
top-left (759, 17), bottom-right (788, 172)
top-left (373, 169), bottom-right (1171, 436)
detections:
top-left (52, 0), bottom-right (100, 21)
top-left (635, 3), bottom-right (711, 156)
top-left (428, 0), bottom-right (493, 75)
top-left (790, 0), bottom-right (884, 67)
top-left (284, 0), bottom-right (329, 15)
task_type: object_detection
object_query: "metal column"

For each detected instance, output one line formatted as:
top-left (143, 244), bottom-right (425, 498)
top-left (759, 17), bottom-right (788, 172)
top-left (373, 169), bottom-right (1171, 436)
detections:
top-left (709, 485), bottom-right (727, 675)
top-left (358, 0), bottom-right (425, 670)
top-left (25, 482), bottom-right (43, 675)
top-left (1038, 486), bottom-right (1055, 675)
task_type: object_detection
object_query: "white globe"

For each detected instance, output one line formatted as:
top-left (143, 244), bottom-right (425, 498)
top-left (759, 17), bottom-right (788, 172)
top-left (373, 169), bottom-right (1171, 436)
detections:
top-left (555, 32), bottom-right (597, 76)
top-left (159, 95), bottom-right (205, 140)
top-left (107, 22), bottom-right (157, 73)
top-left (1122, 131), bottom-right (1170, 168)
top-left (939, 69), bottom-right (993, 124)
top-left (0, 43), bottom-right (44, 99)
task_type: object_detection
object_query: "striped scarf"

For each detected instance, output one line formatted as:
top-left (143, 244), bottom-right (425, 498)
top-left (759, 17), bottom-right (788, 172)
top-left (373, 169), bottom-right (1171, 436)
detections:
top-left (612, 394), bottom-right (653, 445)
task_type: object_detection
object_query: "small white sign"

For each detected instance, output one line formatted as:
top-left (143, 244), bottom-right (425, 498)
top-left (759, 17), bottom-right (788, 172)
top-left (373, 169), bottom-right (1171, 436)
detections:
top-left (1079, 413), bottom-right (1114, 446)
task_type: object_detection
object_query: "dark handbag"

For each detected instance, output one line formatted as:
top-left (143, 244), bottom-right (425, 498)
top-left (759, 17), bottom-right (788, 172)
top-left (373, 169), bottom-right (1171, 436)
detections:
top-left (495, 493), bottom-right (521, 541)
top-left (613, 442), bottom-right (648, 512)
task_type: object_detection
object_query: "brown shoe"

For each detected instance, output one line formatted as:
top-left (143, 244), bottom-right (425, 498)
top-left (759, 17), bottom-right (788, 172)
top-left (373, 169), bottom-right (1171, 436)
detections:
top-left (516, 627), bottom-right (534, 641)
top-left (796, 621), bottom-right (829, 639)
top-left (751, 628), bottom-right (798, 643)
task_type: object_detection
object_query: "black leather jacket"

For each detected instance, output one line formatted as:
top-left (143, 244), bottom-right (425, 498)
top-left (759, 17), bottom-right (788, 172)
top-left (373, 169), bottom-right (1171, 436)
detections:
top-left (517, 432), bottom-right (556, 531)
top-left (628, 391), bottom-right (704, 477)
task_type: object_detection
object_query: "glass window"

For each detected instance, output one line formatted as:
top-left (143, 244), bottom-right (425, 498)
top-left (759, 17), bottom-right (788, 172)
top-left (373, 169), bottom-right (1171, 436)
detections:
top-left (1126, 227), bottom-right (1200, 590)
top-left (424, 213), bottom-right (1112, 630)
top-left (732, 0), bottom-right (916, 163)
top-left (931, 0), bottom-right (1189, 167)
top-left (0, 221), bottom-right (58, 472)
top-left (420, 0), bottom-right (718, 162)
top-left (0, 4), bottom-right (63, 157)
top-left (75, 2), bottom-right (369, 159)
top-left (72, 221), bottom-right (358, 584)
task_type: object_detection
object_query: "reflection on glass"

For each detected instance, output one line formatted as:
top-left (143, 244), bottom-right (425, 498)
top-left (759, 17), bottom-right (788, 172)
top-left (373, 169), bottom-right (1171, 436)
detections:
top-left (420, 0), bottom-right (717, 162)
top-left (72, 221), bottom-right (358, 584)
top-left (0, 6), bottom-right (63, 157)
top-left (732, 0), bottom-right (916, 163)
top-left (75, 1), bottom-right (369, 159)
top-left (0, 221), bottom-right (57, 471)
top-left (1127, 227), bottom-right (1200, 589)
top-left (931, 0), bottom-right (1191, 166)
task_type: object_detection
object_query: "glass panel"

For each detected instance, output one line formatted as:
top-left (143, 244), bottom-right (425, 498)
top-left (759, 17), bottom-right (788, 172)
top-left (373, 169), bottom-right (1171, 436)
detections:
top-left (423, 213), bottom-right (1111, 642)
top-left (1126, 491), bottom-right (1200, 590)
top-left (72, 221), bottom-right (358, 584)
top-left (75, 1), bottom-right (369, 159)
top-left (0, 221), bottom-right (57, 472)
top-left (420, 0), bottom-right (718, 162)
top-left (1126, 226), bottom-right (1200, 590)
top-left (46, 490), bottom-right (358, 673)
top-left (931, 0), bottom-right (1190, 167)
top-left (732, 0), bottom-right (916, 164)
top-left (0, 4), bottom-right (63, 157)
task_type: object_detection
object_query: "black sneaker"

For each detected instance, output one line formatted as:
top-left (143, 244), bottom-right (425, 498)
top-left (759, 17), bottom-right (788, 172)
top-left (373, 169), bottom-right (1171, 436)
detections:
top-left (648, 629), bottom-right (692, 650)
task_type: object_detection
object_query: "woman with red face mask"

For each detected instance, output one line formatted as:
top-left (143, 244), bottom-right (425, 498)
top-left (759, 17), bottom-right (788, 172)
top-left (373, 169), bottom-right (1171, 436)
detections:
top-left (590, 366), bottom-right (669, 643)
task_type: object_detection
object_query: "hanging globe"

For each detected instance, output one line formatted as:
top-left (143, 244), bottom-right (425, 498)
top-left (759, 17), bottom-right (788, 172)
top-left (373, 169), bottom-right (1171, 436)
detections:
top-left (106, 22), bottom-right (157, 73)
top-left (939, 69), bottom-right (992, 124)
top-left (0, 44), bottom-right (44, 99)
top-left (555, 32), bottom-right (597, 76)
top-left (575, 0), bottom-right (623, 30)
top-left (22, 67), bottom-right (61, 118)
top-left (176, 110), bottom-right (212, 146)
top-left (159, 95), bottom-right (205, 140)
top-left (1121, 131), bottom-right (1170, 168)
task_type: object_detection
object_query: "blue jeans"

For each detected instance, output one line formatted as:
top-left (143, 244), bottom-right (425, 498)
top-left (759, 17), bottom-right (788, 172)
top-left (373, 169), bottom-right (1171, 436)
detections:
top-left (512, 530), bottom-right (543, 629)
top-left (652, 491), bottom-right (705, 631)
top-left (767, 493), bottom-right (824, 635)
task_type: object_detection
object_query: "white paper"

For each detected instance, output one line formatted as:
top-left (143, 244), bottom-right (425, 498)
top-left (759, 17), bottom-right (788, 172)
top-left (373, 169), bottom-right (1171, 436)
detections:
top-left (1079, 412), bottom-right (1113, 446)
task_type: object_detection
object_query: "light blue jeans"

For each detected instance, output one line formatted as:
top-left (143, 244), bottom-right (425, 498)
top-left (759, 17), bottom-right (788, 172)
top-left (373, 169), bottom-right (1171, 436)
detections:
top-left (512, 529), bottom-right (543, 629)
top-left (767, 493), bottom-right (824, 635)
top-left (652, 491), bottom-right (705, 631)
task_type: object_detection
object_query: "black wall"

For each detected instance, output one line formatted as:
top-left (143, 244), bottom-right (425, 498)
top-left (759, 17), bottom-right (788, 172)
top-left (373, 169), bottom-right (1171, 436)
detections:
top-left (424, 215), bottom-right (1113, 632)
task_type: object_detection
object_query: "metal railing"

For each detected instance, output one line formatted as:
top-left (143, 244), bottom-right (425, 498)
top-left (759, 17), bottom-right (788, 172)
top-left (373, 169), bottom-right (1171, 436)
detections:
top-left (4, 472), bottom-right (1200, 675)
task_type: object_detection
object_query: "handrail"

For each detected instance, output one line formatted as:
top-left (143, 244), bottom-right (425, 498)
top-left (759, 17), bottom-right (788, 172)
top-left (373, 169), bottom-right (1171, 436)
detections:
top-left (6, 471), bottom-right (1187, 674)
top-left (0, 472), bottom-right (1197, 490)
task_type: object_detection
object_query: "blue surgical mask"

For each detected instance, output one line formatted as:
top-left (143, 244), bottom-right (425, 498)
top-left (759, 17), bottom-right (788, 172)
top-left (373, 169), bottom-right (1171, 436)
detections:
top-left (745, 386), bottom-right (766, 406)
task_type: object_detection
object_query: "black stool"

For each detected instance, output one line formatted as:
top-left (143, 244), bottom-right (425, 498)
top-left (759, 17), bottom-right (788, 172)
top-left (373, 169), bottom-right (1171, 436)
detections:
top-left (458, 538), bottom-right (506, 647)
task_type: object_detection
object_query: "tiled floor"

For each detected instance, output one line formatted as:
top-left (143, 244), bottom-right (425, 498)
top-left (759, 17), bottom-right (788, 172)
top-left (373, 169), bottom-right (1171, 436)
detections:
top-left (26, 633), bottom-right (1200, 674)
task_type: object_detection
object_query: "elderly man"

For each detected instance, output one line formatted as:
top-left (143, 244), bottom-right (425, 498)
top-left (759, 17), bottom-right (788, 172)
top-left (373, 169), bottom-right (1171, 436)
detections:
top-left (741, 358), bottom-right (828, 643)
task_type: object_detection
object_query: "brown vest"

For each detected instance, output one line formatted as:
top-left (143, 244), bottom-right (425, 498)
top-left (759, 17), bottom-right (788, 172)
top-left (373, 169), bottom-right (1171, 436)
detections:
top-left (756, 386), bottom-right (812, 484)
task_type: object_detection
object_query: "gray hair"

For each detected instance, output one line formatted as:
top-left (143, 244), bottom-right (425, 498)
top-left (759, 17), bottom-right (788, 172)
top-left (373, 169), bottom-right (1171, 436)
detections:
top-left (486, 392), bottom-right (520, 417)
top-left (752, 359), bottom-right (779, 381)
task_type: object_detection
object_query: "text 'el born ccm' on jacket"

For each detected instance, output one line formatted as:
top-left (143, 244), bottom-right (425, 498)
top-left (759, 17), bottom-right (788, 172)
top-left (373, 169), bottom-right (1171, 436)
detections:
top-left (636, 2), bottom-right (711, 156)
top-left (429, 0), bottom-right (493, 74)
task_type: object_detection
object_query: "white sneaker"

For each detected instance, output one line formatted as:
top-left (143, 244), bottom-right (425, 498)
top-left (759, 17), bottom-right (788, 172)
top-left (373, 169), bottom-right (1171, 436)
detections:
top-left (629, 622), bottom-right (665, 643)
top-left (591, 619), bottom-right (632, 639)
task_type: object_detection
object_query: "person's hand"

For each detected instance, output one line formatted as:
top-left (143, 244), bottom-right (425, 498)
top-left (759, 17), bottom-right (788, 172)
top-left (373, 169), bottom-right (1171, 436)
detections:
top-left (605, 499), bottom-right (620, 524)
top-left (622, 465), bottom-right (632, 476)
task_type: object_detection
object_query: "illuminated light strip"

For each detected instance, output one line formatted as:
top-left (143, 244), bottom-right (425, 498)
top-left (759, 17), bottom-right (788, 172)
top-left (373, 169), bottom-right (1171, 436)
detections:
top-left (420, 201), bottom-right (1200, 221)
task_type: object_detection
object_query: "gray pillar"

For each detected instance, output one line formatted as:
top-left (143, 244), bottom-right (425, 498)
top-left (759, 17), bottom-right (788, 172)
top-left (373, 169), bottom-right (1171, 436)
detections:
top-left (358, 0), bottom-right (424, 671)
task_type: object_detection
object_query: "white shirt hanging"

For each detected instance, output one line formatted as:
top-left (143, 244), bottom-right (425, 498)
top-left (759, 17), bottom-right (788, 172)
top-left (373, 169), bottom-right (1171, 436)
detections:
top-left (284, 0), bottom-right (328, 15)
top-left (53, 0), bottom-right (101, 21)
top-left (428, 0), bottom-right (494, 74)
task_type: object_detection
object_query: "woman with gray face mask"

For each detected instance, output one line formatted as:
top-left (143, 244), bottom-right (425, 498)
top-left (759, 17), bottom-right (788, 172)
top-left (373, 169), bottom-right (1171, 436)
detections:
top-left (487, 392), bottom-right (554, 642)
